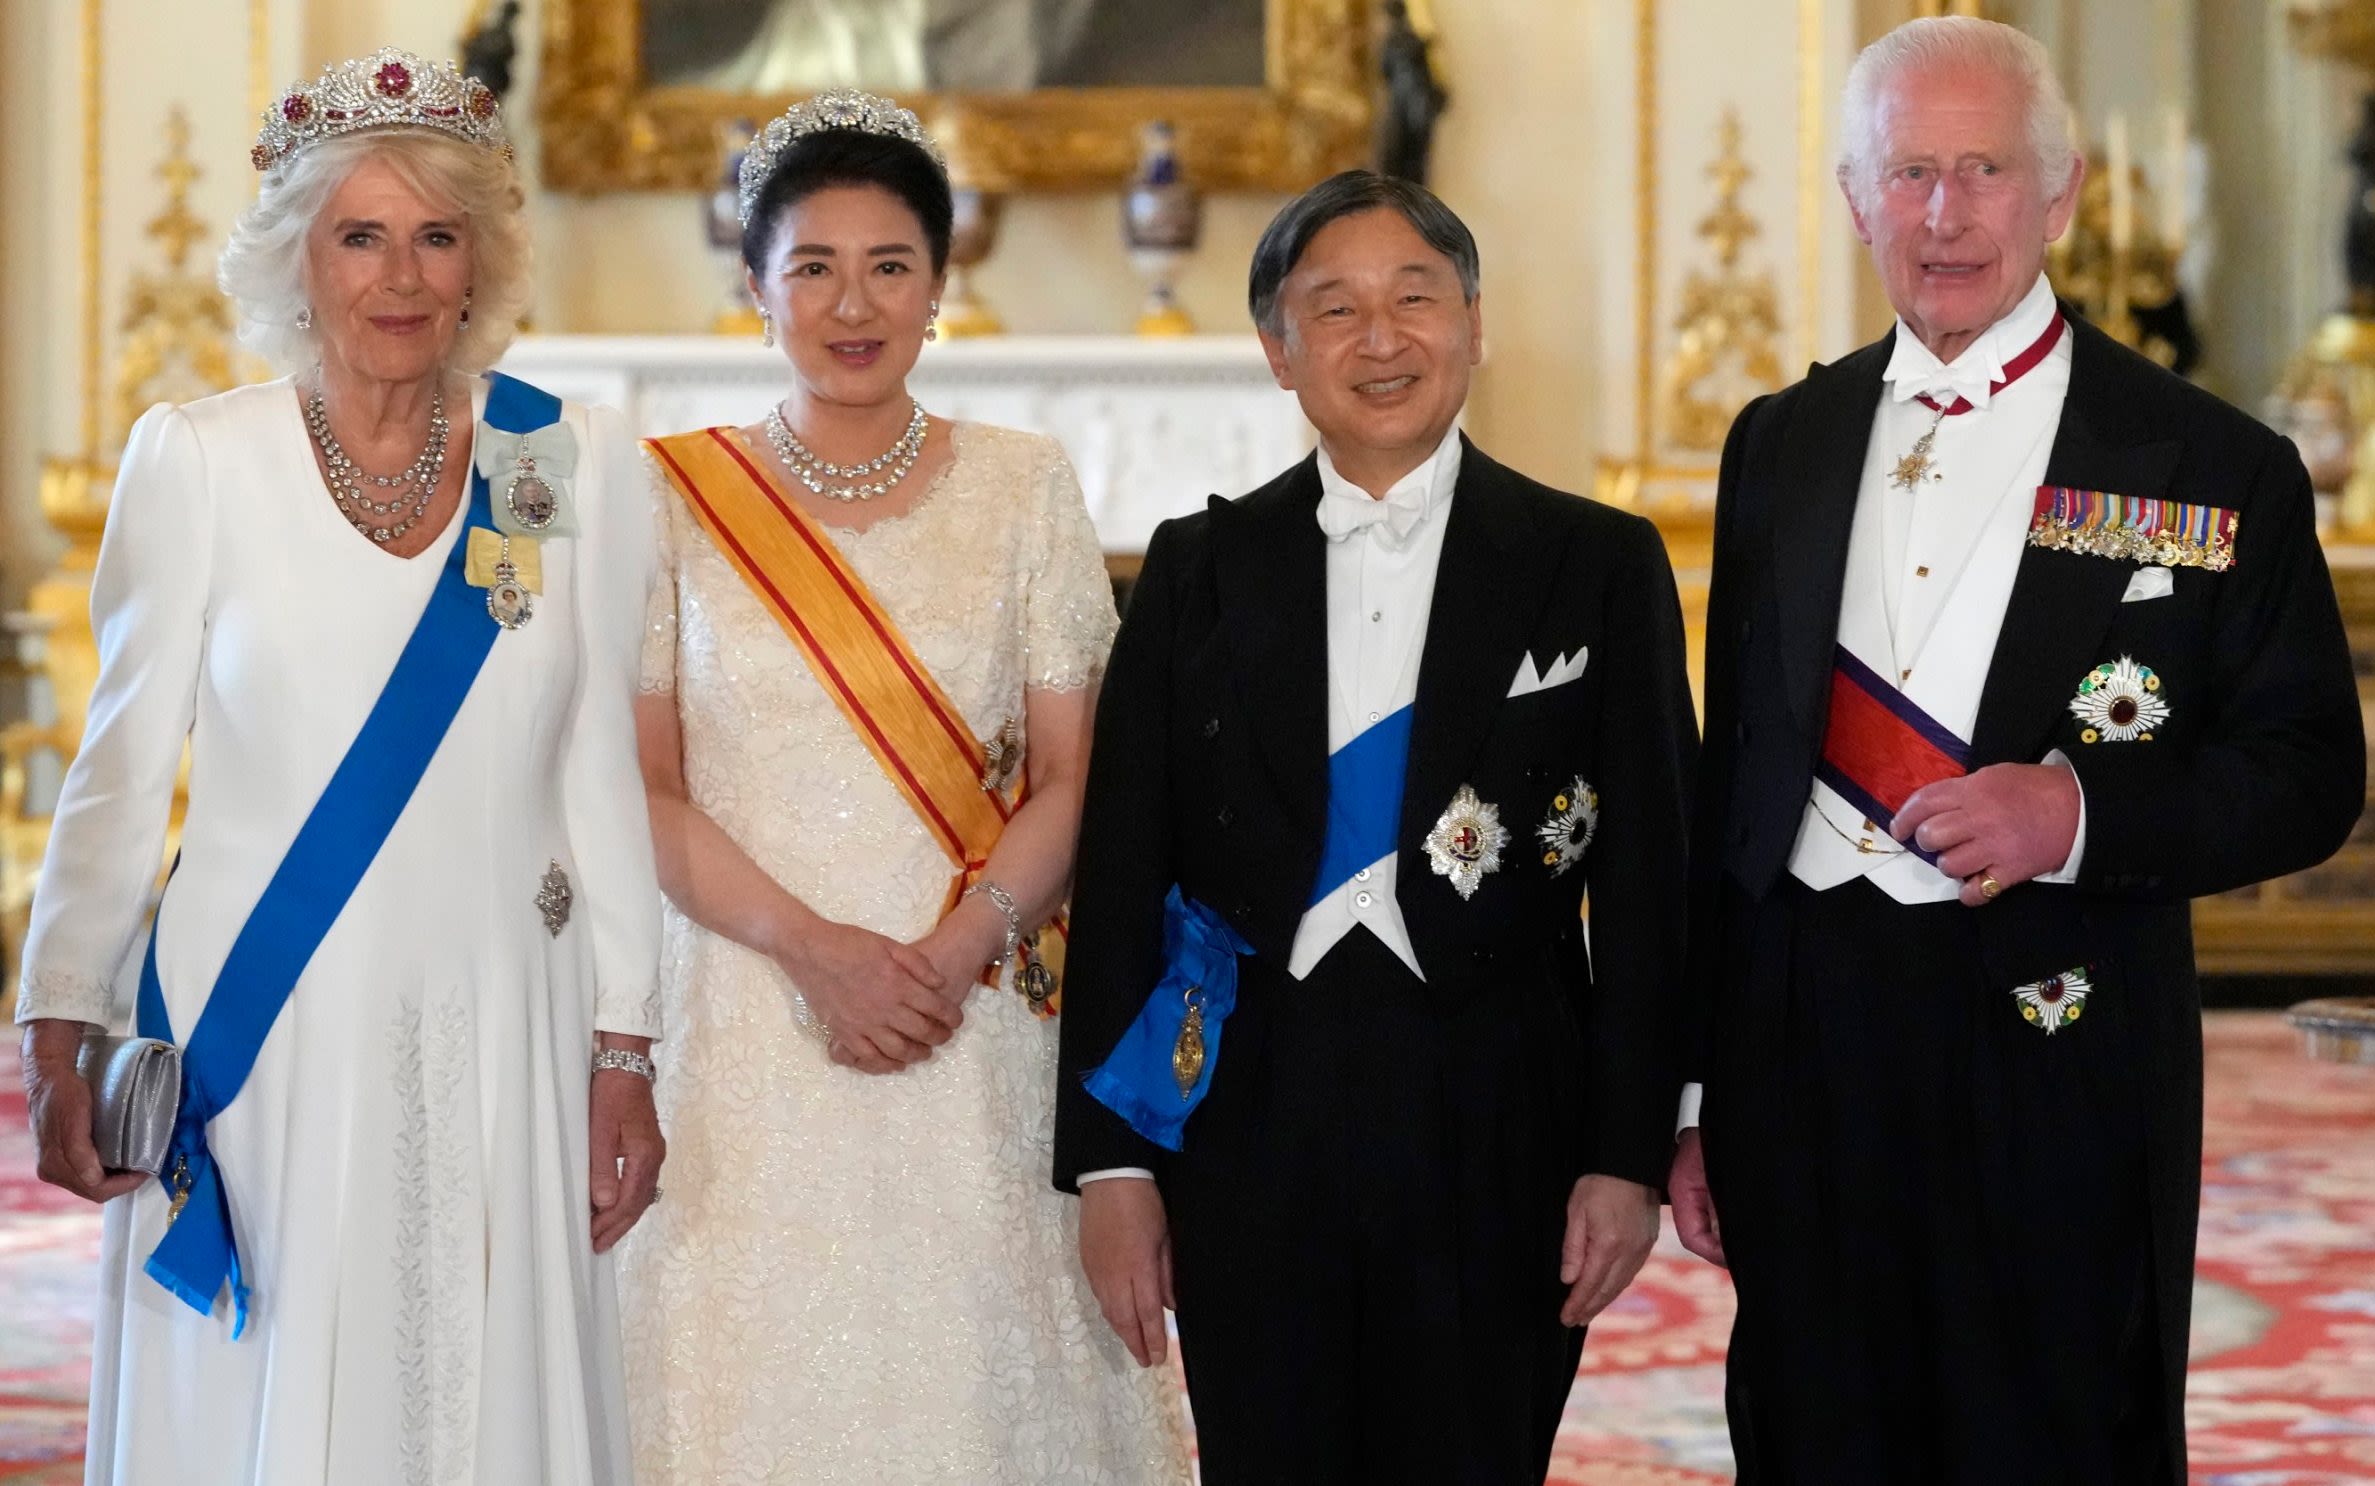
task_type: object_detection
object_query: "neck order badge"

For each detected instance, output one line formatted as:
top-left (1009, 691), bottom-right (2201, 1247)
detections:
top-left (1890, 313), bottom-right (2067, 493)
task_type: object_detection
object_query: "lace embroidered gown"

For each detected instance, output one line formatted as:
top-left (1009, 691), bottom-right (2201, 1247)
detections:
top-left (619, 422), bottom-right (1191, 1484)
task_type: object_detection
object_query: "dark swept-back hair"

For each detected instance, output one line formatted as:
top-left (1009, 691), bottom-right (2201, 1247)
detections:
top-left (740, 129), bottom-right (955, 275)
top-left (1247, 169), bottom-right (1480, 335)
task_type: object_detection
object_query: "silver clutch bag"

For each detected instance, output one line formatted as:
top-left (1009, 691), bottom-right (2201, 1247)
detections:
top-left (74, 1033), bottom-right (182, 1176)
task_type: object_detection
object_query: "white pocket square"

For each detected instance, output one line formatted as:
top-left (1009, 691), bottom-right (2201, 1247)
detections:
top-left (2121, 566), bottom-right (2174, 603)
top-left (1508, 648), bottom-right (1590, 699)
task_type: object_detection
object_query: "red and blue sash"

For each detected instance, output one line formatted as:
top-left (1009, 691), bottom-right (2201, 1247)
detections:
top-left (1812, 646), bottom-right (1969, 866)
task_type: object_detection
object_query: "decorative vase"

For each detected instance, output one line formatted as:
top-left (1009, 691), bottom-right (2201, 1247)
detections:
top-left (707, 118), bottom-right (764, 337)
top-left (939, 186), bottom-right (1007, 337)
top-left (1122, 120), bottom-right (1201, 337)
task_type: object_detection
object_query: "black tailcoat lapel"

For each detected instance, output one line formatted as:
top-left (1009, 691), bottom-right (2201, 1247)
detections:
top-left (1968, 320), bottom-right (2184, 765)
top-left (1395, 441), bottom-right (1566, 878)
top-left (1767, 339), bottom-right (1893, 734)
top-left (1211, 455), bottom-right (1330, 844)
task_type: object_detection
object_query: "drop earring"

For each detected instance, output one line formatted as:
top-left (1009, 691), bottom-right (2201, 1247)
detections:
top-left (759, 308), bottom-right (775, 348)
top-left (459, 286), bottom-right (473, 329)
top-left (926, 298), bottom-right (941, 343)
top-left (296, 305), bottom-right (313, 330)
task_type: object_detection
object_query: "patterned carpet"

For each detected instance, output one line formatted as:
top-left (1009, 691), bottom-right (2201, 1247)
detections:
top-left (3, 1013), bottom-right (2369, 1484)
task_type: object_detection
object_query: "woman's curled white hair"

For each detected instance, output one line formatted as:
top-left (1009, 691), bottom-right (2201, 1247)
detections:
top-left (1837, 16), bottom-right (2079, 206)
top-left (219, 129), bottom-right (533, 375)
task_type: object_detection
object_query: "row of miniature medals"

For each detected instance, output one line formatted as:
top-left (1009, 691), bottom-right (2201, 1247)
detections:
top-left (306, 384), bottom-right (561, 630)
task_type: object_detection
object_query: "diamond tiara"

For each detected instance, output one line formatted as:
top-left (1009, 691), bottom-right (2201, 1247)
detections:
top-left (252, 48), bottom-right (510, 174)
top-left (736, 89), bottom-right (947, 228)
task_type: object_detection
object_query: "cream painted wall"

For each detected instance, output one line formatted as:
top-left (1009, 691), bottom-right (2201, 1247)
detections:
top-left (0, 0), bottom-right (1637, 611)
top-left (11, 0), bottom-right (2342, 613)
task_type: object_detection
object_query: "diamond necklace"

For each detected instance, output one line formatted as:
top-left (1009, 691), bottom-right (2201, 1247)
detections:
top-left (764, 400), bottom-right (928, 502)
top-left (305, 385), bottom-right (450, 544)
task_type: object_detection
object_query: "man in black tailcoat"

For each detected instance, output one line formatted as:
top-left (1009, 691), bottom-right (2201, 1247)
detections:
top-left (1669, 18), bottom-right (2365, 1485)
top-left (1055, 171), bottom-right (1700, 1483)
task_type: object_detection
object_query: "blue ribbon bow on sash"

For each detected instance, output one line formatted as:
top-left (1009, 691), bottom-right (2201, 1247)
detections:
top-left (135, 372), bottom-right (563, 1335)
top-left (1081, 886), bottom-right (1253, 1151)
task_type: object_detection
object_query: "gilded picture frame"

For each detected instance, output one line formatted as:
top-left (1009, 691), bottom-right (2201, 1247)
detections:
top-left (537, 0), bottom-right (1376, 193)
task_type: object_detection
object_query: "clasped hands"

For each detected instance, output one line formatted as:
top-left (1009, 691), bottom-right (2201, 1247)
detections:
top-left (1889, 760), bottom-right (2080, 908)
top-left (779, 900), bottom-right (1003, 1074)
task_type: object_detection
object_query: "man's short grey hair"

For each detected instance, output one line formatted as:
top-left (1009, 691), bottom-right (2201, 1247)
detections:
top-left (219, 129), bottom-right (533, 376)
top-left (1837, 16), bottom-right (2079, 207)
top-left (1248, 170), bottom-right (1480, 337)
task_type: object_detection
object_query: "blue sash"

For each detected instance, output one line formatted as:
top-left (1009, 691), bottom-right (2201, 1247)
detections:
top-left (1081, 886), bottom-right (1253, 1152)
top-left (1307, 703), bottom-right (1412, 905)
top-left (135, 372), bottom-right (562, 1334)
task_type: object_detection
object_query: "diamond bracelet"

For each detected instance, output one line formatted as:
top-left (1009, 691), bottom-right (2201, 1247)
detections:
top-left (592, 1047), bottom-right (656, 1081)
top-left (964, 880), bottom-right (1023, 962)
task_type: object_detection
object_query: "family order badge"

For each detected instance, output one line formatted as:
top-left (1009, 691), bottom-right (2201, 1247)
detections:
top-left (1424, 785), bottom-right (1508, 900)
top-left (2012, 967), bottom-right (2092, 1034)
top-left (479, 421), bottom-right (580, 539)
top-left (2068, 656), bottom-right (2170, 743)
top-left (465, 528), bottom-right (540, 630)
top-left (1535, 778), bottom-right (1600, 878)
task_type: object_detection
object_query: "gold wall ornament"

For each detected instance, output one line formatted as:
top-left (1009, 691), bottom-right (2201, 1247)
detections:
top-left (537, 0), bottom-right (1373, 195)
top-left (1660, 109), bottom-right (1784, 452)
top-left (113, 109), bottom-right (239, 445)
top-left (2047, 149), bottom-right (2186, 370)
top-left (2290, 0), bottom-right (2375, 71)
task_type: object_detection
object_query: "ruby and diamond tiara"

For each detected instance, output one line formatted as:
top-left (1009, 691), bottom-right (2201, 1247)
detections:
top-left (735, 89), bottom-right (946, 227)
top-left (252, 48), bottom-right (509, 174)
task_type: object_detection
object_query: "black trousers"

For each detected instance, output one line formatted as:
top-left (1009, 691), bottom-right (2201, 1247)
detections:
top-left (1165, 929), bottom-right (1587, 1485)
top-left (1706, 878), bottom-right (2172, 1486)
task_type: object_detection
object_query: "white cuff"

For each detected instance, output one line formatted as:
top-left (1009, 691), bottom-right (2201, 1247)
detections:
top-left (1077, 1167), bottom-right (1156, 1185)
top-left (2036, 749), bottom-right (2087, 884)
top-left (1675, 1082), bottom-right (1704, 1134)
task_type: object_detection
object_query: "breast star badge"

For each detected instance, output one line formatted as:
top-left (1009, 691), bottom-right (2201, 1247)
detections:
top-left (2068, 656), bottom-right (2169, 744)
top-left (2012, 967), bottom-right (2092, 1034)
top-left (1424, 785), bottom-right (1509, 901)
top-left (1535, 778), bottom-right (1600, 878)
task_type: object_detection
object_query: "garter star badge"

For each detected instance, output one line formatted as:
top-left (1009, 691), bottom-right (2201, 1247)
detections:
top-left (2068, 656), bottom-right (2169, 743)
top-left (1535, 778), bottom-right (1600, 878)
top-left (2012, 966), bottom-right (2092, 1034)
top-left (1424, 785), bottom-right (1509, 900)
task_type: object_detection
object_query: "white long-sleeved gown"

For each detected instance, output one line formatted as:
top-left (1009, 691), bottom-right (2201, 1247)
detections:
top-left (13, 378), bottom-right (663, 1486)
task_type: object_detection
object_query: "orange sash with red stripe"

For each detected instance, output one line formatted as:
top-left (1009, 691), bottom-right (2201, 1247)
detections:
top-left (645, 426), bottom-right (1061, 1014)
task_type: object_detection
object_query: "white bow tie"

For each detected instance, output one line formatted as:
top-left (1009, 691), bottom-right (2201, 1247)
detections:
top-left (1316, 483), bottom-right (1427, 547)
top-left (1889, 362), bottom-right (1997, 408)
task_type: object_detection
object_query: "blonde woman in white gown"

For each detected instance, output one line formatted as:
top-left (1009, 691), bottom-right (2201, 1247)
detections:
top-left (13, 51), bottom-right (663, 1485)
top-left (619, 92), bottom-right (1190, 1484)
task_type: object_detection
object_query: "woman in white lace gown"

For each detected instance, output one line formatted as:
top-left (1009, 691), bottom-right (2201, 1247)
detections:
top-left (618, 93), bottom-right (1189, 1483)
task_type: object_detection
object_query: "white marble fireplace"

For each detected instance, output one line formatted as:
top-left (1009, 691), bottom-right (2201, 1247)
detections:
top-left (497, 334), bottom-right (1313, 553)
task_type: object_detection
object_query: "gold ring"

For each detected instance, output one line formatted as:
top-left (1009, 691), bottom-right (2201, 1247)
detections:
top-left (1978, 874), bottom-right (2002, 900)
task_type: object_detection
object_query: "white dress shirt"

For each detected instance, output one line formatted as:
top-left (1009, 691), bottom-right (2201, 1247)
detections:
top-left (1079, 426), bottom-right (1463, 1187)
top-left (1286, 425), bottom-right (1463, 981)
top-left (1679, 275), bottom-right (2086, 1133)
